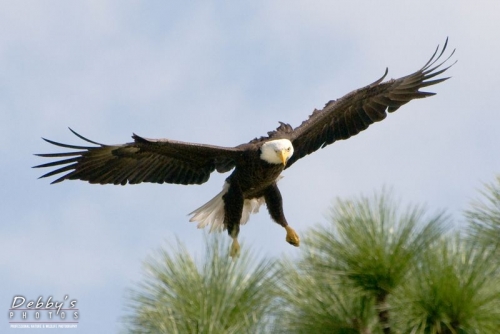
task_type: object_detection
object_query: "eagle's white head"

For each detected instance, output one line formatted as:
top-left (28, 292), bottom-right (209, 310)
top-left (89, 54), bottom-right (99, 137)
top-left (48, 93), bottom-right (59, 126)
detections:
top-left (260, 139), bottom-right (294, 165)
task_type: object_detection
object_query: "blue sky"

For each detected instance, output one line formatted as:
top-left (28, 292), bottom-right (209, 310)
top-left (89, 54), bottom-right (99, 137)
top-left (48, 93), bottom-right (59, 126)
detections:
top-left (2, 1), bottom-right (499, 333)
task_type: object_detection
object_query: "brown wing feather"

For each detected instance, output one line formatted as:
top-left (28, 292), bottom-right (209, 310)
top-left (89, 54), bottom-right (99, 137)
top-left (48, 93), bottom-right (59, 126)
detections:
top-left (34, 128), bottom-right (243, 185)
top-left (284, 38), bottom-right (456, 169)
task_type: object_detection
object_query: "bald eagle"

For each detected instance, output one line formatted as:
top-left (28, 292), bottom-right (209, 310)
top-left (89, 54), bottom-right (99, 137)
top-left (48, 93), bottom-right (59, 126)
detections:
top-left (34, 40), bottom-right (455, 257)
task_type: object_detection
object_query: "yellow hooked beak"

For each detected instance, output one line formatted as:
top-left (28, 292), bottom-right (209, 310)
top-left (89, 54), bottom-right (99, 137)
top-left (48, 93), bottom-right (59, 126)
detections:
top-left (279, 150), bottom-right (288, 166)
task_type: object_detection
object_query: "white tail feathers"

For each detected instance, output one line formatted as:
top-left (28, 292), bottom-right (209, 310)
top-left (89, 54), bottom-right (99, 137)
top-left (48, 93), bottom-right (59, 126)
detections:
top-left (189, 182), bottom-right (265, 233)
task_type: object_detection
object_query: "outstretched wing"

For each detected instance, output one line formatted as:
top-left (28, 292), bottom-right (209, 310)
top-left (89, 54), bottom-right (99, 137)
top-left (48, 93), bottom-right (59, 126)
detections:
top-left (34, 128), bottom-right (243, 185)
top-left (284, 38), bottom-right (456, 169)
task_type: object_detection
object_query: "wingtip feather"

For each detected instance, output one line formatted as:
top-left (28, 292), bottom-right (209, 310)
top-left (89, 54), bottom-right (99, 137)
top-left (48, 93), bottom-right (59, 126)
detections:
top-left (68, 128), bottom-right (105, 146)
top-left (369, 67), bottom-right (389, 86)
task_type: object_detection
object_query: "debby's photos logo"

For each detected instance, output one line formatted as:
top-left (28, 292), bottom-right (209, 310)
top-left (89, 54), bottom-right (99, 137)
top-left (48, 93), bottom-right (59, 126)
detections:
top-left (8, 295), bottom-right (79, 329)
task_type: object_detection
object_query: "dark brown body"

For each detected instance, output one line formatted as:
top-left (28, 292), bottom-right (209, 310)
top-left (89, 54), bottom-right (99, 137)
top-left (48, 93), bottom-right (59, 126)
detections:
top-left (223, 148), bottom-right (288, 239)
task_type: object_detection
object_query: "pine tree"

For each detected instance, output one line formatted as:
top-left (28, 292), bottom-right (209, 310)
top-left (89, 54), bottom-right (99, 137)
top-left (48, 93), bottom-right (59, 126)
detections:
top-left (124, 235), bottom-right (278, 334)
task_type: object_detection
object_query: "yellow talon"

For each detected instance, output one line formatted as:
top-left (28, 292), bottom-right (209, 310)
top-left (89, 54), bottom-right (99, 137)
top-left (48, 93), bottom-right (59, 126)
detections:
top-left (285, 225), bottom-right (300, 247)
top-left (230, 238), bottom-right (240, 258)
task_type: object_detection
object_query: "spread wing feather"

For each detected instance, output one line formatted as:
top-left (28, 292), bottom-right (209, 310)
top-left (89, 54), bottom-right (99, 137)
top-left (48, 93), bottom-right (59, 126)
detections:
top-left (34, 128), bottom-right (243, 185)
top-left (284, 38), bottom-right (455, 169)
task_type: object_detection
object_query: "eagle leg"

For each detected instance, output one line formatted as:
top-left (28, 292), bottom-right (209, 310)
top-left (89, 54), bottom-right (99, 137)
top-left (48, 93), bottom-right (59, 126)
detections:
top-left (229, 237), bottom-right (240, 258)
top-left (264, 183), bottom-right (300, 247)
top-left (285, 225), bottom-right (300, 247)
top-left (223, 181), bottom-right (244, 258)
top-left (228, 219), bottom-right (241, 258)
